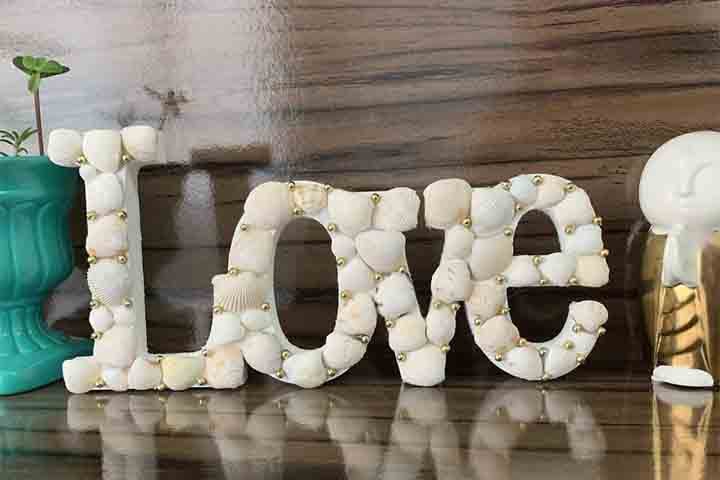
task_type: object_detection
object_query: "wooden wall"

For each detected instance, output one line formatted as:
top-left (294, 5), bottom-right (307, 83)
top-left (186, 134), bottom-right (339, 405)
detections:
top-left (4, 0), bottom-right (720, 375)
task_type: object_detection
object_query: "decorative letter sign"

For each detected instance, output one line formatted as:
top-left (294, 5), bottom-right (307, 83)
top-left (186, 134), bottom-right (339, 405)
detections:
top-left (49, 127), bottom-right (609, 393)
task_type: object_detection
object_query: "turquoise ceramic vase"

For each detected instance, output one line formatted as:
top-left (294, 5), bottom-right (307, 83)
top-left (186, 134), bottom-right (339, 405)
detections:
top-left (0, 155), bottom-right (90, 395)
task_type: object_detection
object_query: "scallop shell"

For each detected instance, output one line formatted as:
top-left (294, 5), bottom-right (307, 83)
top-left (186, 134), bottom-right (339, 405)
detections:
top-left (205, 343), bottom-right (248, 389)
top-left (79, 164), bottom-right (99, 182)
top-left (241, 309), bottom-right (272, 331)
top-left (504, 256), bottom-right (541, 287)
top-left (563, 224), bottom-right (603, 256)
top-left (86, 173), bottom-right (124, 216)
top-left (283, 350), bottom-right (328, 388)
top-left (569, 301), bottom-right (608, 332)
top-left (552, 189), bottom-right (595, 227)
top-left (87, 259), bottom-right (131, 306)
top-left (509, 175), bottom-right (538, 206)
top-left (336, 292), bottom-right (377, 336)
top-left (426, 306), bottom-right (456, 346)
top-left (89, 305), bottom-right (114, 333)
top-left (93, 325), bottom-right (137, 368)
top-left (86, 214), bottom-right (128, 258)
top-left (575, 256), bottom-right (610, 287)
top-left (372, 187), bottom-right (420, 232)
top-left (63, 357), bottom-right (101, 394)
top-left (397, 344), bottom-right (446, 387)
top-left (466, 280), bottom-right (506, 320)
top-left (331, 234), bottom-right (357, 260)
top-left (468, 234), bottom-right (514, 281)
top-left (534, 175), bottom-right (567, 209)
top-left (207, 312), bottom-right (247, 347)
top-left (338, 257), bottom-right (376, 293)
top-left (111, 305), bottom-right (136, 325)
top-left (471, 187), bottom-right (516, 236)
top-left (83, 130), bottom-right (123, 173)
top-left (423, 179), bottom-right (472, 229)
top-left (503, 347), bottom-right (543, 380)
top-left (544, 346), bottom-right (578, 378)
top-left (389, 311), bottom-right (428, 353)
top-left (475, 316), bottom-right (519, 353)
top-left (48, 129), bottom-right (83, 167)
top-left (443, 225), bottom-right (474, 260)
top-left (374, 272), bottom-right (417, 319)
top-left (328, 190), bottom-right (374, 237)
top-left (102, 367), bottom-right (129, 391)
top-left (292, 181), bottom-right (327, 214)
top-left (243, 182), bottom-right (293, 230)
top-left (161, 355), bottom-right (205, 391)
top-left (229, 228), bottom-right (275, 274)
top-left (355, 230), bottom-right (406, 273)
top-left (322, 331), bottom-right (366, 370)
top-left (240, 332), bottom-right (283, 374)
top-left (211, 272), bottom-right (270, 313)
top-left (121, 125), bottom-right (158, 163)
top-left (538, 253), bottom-right (576, 286)
top-left (128, 357), bottom-right (162, 390)
top-left (431, 259), bottom-right (472, 303)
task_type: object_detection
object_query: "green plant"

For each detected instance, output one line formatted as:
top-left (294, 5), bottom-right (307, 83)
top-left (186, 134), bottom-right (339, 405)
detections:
top-left (12, 56), bottom-right (70, 156)
top-left (0, 128), bottom-right (37, 156)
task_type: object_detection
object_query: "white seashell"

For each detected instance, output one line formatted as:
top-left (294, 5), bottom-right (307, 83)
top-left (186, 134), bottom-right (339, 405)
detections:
top-left (89, 306), bottom-right (114, 333)
top-left (86, 214), bottom-right (128, 258)
top-left (229, 228), bottom-right (275, 274)
top-left (475, 316), bottom-right (519, 353)
top-left (569, 301), bottom-right (608, 332)
top-left (48, 129), bottom-right (83, 167)
top-left (102, 367), bottom-right (129, 391)
top-left (212, 272), bottom-right (270, 312)
top-left (426, 307), bottom-right (456, 346)
top-left (552, 190), bottom-right (595, 228)
top-left (397, 344), bottom-right (446, 387)
top-left (509, 176), bottom-right (538, 206)
top-left (322, 331), bottom-right (367, 370)
top-left (128, 357), bottom-right (162, 390)
top-left (534, 175), bottom-right (568, 209)
top-left (331, 234), bottom-right (356, 260)
top-left (504, 256), bottom-right (541, 287)
top-left (389, 311), bottom-right (428, 352)
top-left (110, 305), bottom-right (135, 325)
top-left (575, 256), bottom-right (610, 287)
top-left (502, 347), bottom-right (543, 380)
top-left (564, 224), bottom-right (603, 256)
top-left (570, 330), bottom-right (599, 356)
top-left (87, 259), bottom-right (131, 306)
top-left (83, 130), bottom-right (122, 173)
top-left (207, 312), bottom-right (247, 347)
top-left (161, 356), bottom-right (205, 391)
top-left (431, 259), bottom-right (472, 303)
top-left (442, 225), bottom-right (474, 260)
top-left (338, 257), bottom-right (376, 293)
top-left (423, 179), bottom-right (472, 229)
top-left (466, 280), bottom-right (506, 320)
top-left (336, 292), bottom-right (377, 336)
top-left (283, 350), bottom-right (328, 388)
top-left (471, 187), bottom-right (515, 236)
top-left (468, 235), bottom-right (513, 281)
top-left (371, 187), bottom-right (420, 232)
top-left (205, 343), bottom-right (248, 389)
top-left (292, 181), bottom-right (327, 214)
top-left (63, 357), bottom-right (101, 394)
top-left (243, 182), bottom-right (293, 230)
top-left (544, 345), bottom-right (578, 378)
top-left (374, 273), bottom-right (417, 319)
top-left (328, 190), bottom-right (374, 237)
top-left (539, 252), bottom-right (576, 286)
top-left (355, 230), bottom-right (406, 273)
top-left (121, 126), bottom-right (157, 163)
top-left (93, 325), bottom-right (137, 368)
top-left (79, 164), bottom-right (99, 182)
top-left (652, 366), bottom-right (714, 388)
top-left (241, 309), bottom-right (271, 331)
top-left (86, 173), bottom-right (124, 216)
top-left (240, 332), bottom-right (283, 374)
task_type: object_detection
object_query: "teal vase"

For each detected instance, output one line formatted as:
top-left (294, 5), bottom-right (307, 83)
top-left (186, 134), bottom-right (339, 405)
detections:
top-left (0, 155), bottom-right (90, 395)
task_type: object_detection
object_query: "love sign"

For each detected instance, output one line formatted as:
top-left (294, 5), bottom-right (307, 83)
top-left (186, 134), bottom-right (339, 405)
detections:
top-left (48, 127), bottom-right (609, 393)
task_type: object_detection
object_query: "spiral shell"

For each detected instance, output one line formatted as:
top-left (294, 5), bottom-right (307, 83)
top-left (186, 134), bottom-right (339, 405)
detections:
top-left (86, 173), bottom-right (124, 216)
top-left (86, 214), bottom-right (128, 258)
top-left (212, 272), bottom-right (270, 313)
top-left (87, 259), bottom-right (131, 306)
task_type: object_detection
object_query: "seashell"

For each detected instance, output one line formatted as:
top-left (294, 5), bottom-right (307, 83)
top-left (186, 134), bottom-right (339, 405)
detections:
top-left (426, 307), bottom-right (456, 346)
top-left (322, 331), bottom-right (366, 370)
top-left (121, 125), bottom-right (158, 163)
top-left (161, 355), bottom-right (205, 391)
top-left (504, 256), bottom-right (541, 287)
top-left (243, 182), bottom-right (293, 230)
top-left (48, 129), bottom-right (83, 167)
top-left (338, 257), bottom-right (376, 293)
top-left (292, 181), bottom-right (327, 214)
top-left (538, 252), bottom-right (576, 286)
top-left (509, 175), bottom-right (538, 206)
top-left (328, 190), bottom-right (374, 237)
top-left (575, 256), bottom-right (609, 287)
top-left (534, 175), bottom-right (567, 209)
top-left (371, 187), bottom-right (420, 232)
top-left (475, 316), bottom-right (519, 353)
top-left (229, 228), bottom-right (275, 274)
top-left (110, 305), bottom-right (136, 325)
top-left (389, 310), bottom-right (428, 353)
top-left (431, 259), bottom-right (472, 303)
top-left (102, 367), bottom-right (129, 391)
top-left (442, 225), bottom-right (474, 260)
top-left (87, 259), bottom-right (131, 306)
top-left (397, 344), bottom-right (446, 387)
top-left (241, 309), bottom-right (271, 331)
top-left (471, 187), bottom-right (515, 236)
top-left (207, 312), bottom-right (247, 347)
top-left (336, 292), bottom-right (377, 336)
top-left (212, 272), bottom-right (270, 313)
top-left (240, 332), bottom-right (283, 374)
top-left (89, 306), bottom-right (114, 333)
top-left (93, 325), bottom-right (137, 368)
top-left (569, 301), bottom-right (608, 332)
top-left (374, 272), bottom-right (417, 319)
top-left (544, 345), bottom-right (578, 378)
top-left (331, 234), bottom-right (357, 260)
top-left (552, 189), bottom-right (595, 228)
top-left (468, 235), bottom-right (513, 281)
top-left (423, 179), bottom-right (472, 229)
top-left (563, 224), bottom-right (603, 256)
top-left (63, 357), bottom-right (101, 394)
top-left (83, 130), bottom-right (123, 173)
top-left (502, 347), bottom-right (543, 380)
top-left (128, 357), bottom-right (162, 390)
top-left (86, 214), bottom-right (128, 258)
top-left (355, 230), bottom-right (406, 273)
top-left (652, 366), bottom-right (714, 389)
top-left (79, 164), bottom-right (99, 182)
top-left (570, 330), bottom-right (599, 356)
top-left (205, 343), bottom-right (248, 389)
top-left (466, 280), bottom-right (507, 320)
top-left (283, 349), bottom-right (328, 388)
top-left (86, 173), bottom-right (124, 216)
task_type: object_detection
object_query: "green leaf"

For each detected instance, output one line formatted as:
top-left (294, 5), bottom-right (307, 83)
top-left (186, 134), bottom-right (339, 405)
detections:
top-left (28, 72), bottom-right (41, 94)
top-left (0, 139), bottom-right (15, 147)
top-left (13, 56), bottom-right (69, 79)
top-left (16, 147), bottom-right (28, 155)
top-left (18, 128), bottom-right (37, 143)
top-left (0, 130), bottom-right (13, 140)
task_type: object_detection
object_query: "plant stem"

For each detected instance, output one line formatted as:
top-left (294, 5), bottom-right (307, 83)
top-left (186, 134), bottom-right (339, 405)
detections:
top-left (33, 89), bottom-right (44, 156)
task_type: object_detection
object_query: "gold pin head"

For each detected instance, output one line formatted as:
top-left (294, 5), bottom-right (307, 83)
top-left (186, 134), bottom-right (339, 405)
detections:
top-left (196, 377), bottom-right (207, 386)
top-left (432, 301), bottom-right (443, 309)
top-left (281, 350), bottom-right (291, 360)
top-left (564, 183), bottom-right (576, 193)
top-left (212, 305), bottom-right (224, 314)
top-left (327, 367), bottom-right (337, 377)
top-left (374, 272), bottom-right (384, 281)
top-left (86, 211), bottom-right (98, 221)
top-left (572, 324), bottom-right (582, 333)
top-left (370, 193), bottom-right (381, 204)
top-left (336, 257), bottom-right (346, 267)
top-left (440, 344), bottom-right (451, 353)
top-left (292, 207), bottom-right (303, 216)
top-left (568, 276), bottom-right (578, 286)
top-left (121, 153), bottom-right (132, 164)
top-left (239, 223), bottom-right (249, 232)
top-left (228, 267), bottom-right (240, 276)
top-left (397, 352), bottom-right (407, 362)
top-left (340, 290), bottom-right (350, 301)
top-left (275, 368), bottom-right (285, 378)
top-left (500, 181), bottom-right (511, 191)
top-left (564, 224), bottom-right (576, 235)
top-left (359, 334), bottom-right (370, 344)
top-left (261, 303), bottom-right (271, 312)
top-left (600, 249), bottom-right (609, 258)
top-left (385, 319), bottom-right (395, 328)
top-left (532, 175), bottom-right (543, 186)
top-left (117, 254), bottom-right (128, 264)
top-left (288, 181), bottom-right (296, 191)
top-left (462, 217), bottom-right (472, 228)
top-left (451, 303), bottom-right (461, 313)
top-left (88, 256), bottom-right (98, 265)
top-left (323, 184), bottom-right (333, 192)
top-left (532, 256), bottom-right (543, 266)
top-left (517, 338), bottom-right (527, 347)
top-left (503, 227), bottom-right (513, 237)
top-left (593, 216), bottom-right (603, 226)
top-left (539, 278), bottom-right (549, 286)
top-left (495, 275), bottom-right (506, 285)
top-left (123, 298), bottom-right (133, 308)
top-left (494, 353), bottom-right (504, 362)
top-left (117, 210), bottom-right (128, 220)
top-left (563, 340), bottom-right (575, 350)
top-left (598, 327), bottom-right (607, 336)
top-left (327, 223), bottom-right (337, 232)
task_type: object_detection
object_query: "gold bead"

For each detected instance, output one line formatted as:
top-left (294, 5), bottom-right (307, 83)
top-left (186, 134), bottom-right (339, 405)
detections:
top-left (500, 181), bottom-right (511, 191)
top-left (201, 348), bottom-right (209, 357)
top-left (95, 379), bottom-right (106, 388)
top-left (538, 347), bottom-right (547, 357)
top-left (89, 299), bottom-right (100, 309)
top-left (593, 216), bottom-right (603, 226)
top-left (327, 223), bottom-right (337, 232)
top-left (572, 324), bottom-right (582, 333)
top-left (261, 303), bottom-right (271, 312)
top-left (288, 181), bottom-right (296, 191)
top-left (293, 207), bottom-right (303, 216)
top-left (275, 368), bottom-right (285, 378)
top-left (498, 306), bottom-right (509, 315)
top-left (117, 209), bottom-right (128, 220)
top-left (91, 331), bottom-right (102, 340)
top-left (156, 383), bottom-right (166, 391)
top-left (213, 305), bottom-right (224, 314)
top-left (451, 303), bottom-right (461, 313)
top-left (564, 224), bottom-right (576, 235)
top-left (495, 275), bottom-right (506, 285)
top-left (340, 290), bottom-right (350, 301)
top-left (515, 204), bottom-right (524, 213)
top-left (385, 319), bottom-right (394, 329)
top-left (598, 327), bottom-right (607, 336)
top-left (563, 340), bottom-right (575, 350)
top-left (397, 266), bottom-right (407, 275)
top-left (532, 175), bottom-right (543, 186)
top-left (564, 183), bottom-right (576, 193)
top-left (327, 368), bottom-right (337, 377)
top-left (532, 255), bottom-right (543, 266)
top-left (474, 317), bottom-right (483, 326)
top-left (86, 211), bottom-right (97, 221)
top-left (374, 272), bottom-right (384, 281)
top-left (121, 153), bottom-right (131, 164)
top-left (542, 373), bottom-right (551, 381)
top-left (359, 334), bottom-right (370, 344)
top-left (568, 276), bottom-right (578, 286)
top-left (432, 301), bottom-right (443, 309)
top-left (600, 249), bottom-right (609, 258)
top-left (494, 353), bottom-right (504, 362)
top-left (461, 217), bottom-right (472, 228)
top-left (228, 267), bottom-right (240, 276)
top-left (323, 184), bottom-right (333, 192)
top-left (281, 350), bottom-right (291, 360)
top-left (503, 227), bottom-right (513, 237)
top-left (440, 344), bottom-right (451, 353)
top-left (336, 257), bottom-right (346, 267)
top-left (539, 278), bottom-right (549, 286)
top-left (77, 154), bottom-right (87, 165)
top-left (123, 298), bottom-right (133, 308)
top-left (239, 223), bottom-right (249, 232)
top-left (196, 377), bottom-right (207, 386)
top-left (517, 338), bottom-right (527, 347)
top-left (576, 354), bottom-right (585, 365)
top-left (117, 254), bottom-right (128, 264)
top-left (370, 192), bottom-right (381, 204)
top-left (88, 255), bottom-right (98, 265)
top-left (397, 352), bottom-right (407, 362)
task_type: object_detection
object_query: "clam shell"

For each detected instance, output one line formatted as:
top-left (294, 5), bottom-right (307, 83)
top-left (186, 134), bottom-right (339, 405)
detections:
top-left (207, 312), bottom-right (247, 347)
top-left (48, 129), bottom-right (83, 167)
top-left (442, 225), bottom-right (474, 260)
top-left (336, 292), bottom-right (377, 336)
top-left (229, 228), bottom-right (275, 274)
top-left (243, 182), bottom-right (293, 230)
top-left (423, 179), bottom-right (472, 229)
top-left (111, 305), bottom-right (136, 325)
top-left (471, 187), bottom-right (515, 236)
top-left (205, 343), bottom-right (248, 389)
top-left (538, 253), bottom-right (576, 286)
top-left (102, 367), bottom-right (129, 391)
top-left (426, 306), bottom-right (456, 346)
top-left (431, 259), bottom-right (472, 303)
top-left (212, 272), bottom-right (270, 313)
top-left (468, 234), bottom-right (514, 281)
top-left (397, 344), bottom-right (446, 387)
top-left (86, 214), bottom-right (128, 258)
top-left (87, 259), bottom-right (131, 306)
top-left (241, 309), bottom-right (272, 331)
top-left (569, 301), bottom-right (608, 332)
top-left (283, 350), bottom-right (328, 388)
top-left (575, 256), bottom-right (609, 287)
top-left (328, 190), bottom-right (374, 237)
top-left (466, 280), bottom-right (506, 320)
top-left (372, 187), bottom-right (420, 232)
top-left (552, 189), bottom-right (595, 227)
top-left (93, 325), bottom-right (137, 368)
top-left (338, 257), bottom-right (376, 293)
top-left (86, 173), bottom-right (124, 216)
top-left (563, 224), bottom-right (603, 256)
top-left (89, 306), bottom-right (114, 333)
top-left (331, 234), bottom-right (357, 260)
top-left (240, 332), bottom-right (283, 374)
top-left (161, 355), bottom-right (205, 391)
top-left (502, 347), bottom-right (543, 380)
top-left (292, 181), bottom-right (327, 214)
top-left (389, 311), bottom-right (428, 353)
top-left (63, 357), bottom-right (101, 394)
top-left (83, 129), bottom-right (123, 173)
top-left (534, 175), bottom-right (567, 209)
top-left (504, 256), bottom-right (541, 287)
top-left (475, 316), bottom-right (519, 353)
top-left (79, 164), bottom-right (99, 182)
top-left (509, 175), bottom-right (538, 206)
top-left (121, 126), bottom-right (158, 163)
top-left (128, 357), bottom-right (162, 390)
top-left (374, 272), bottom-right (417, 319)
top-left (355, 230), bottom-right (406, 273)
top-left (322, 331), bottom-right (366, 370)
